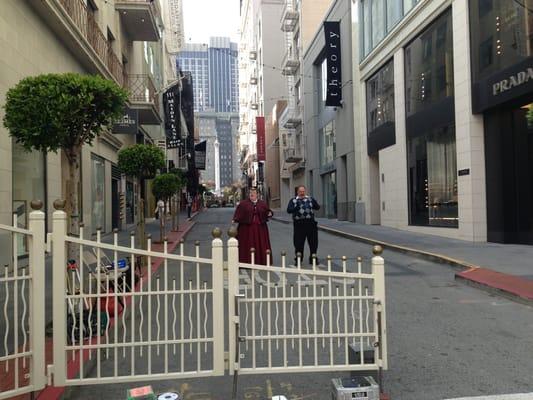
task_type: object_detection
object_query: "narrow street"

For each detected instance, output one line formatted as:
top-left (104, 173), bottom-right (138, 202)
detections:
top-left (66, 208), bottom-right (533, 400)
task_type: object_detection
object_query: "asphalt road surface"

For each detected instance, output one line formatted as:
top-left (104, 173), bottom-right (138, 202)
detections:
top-left (65, 208), bottom-right (533, 400)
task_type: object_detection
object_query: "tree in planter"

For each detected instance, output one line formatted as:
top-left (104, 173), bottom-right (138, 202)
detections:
top-left (152, 173), bottom-right (182, 242)
top-left (117, 144), bottom-right (165, 248)
top-left (3, 73), bottom-right (127, 259)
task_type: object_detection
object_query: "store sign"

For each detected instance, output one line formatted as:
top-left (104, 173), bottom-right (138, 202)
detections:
top-left (256, 116), bottom-right (266, 161)
top-left (194, 140), bottom-right (206, 170)
top-left (112, 106), bottom-right (138, 134)
top-left (163, 83), bottom-right (181, 149)
top-left (324, 21), bottom-right (342, 107)
top-left (493, 68), bottom-right (533, 96)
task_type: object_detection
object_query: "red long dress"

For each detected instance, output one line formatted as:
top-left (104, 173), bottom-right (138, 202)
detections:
top-left (233, 200), bottom-right (272, 265)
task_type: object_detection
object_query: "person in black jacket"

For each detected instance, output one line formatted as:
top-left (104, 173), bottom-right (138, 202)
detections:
top-left (287, 185), bottom-right (320, 265)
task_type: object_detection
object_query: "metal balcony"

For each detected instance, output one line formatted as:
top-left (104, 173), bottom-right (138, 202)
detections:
top-left (31, 0), bottom-right (125, 86)
top-left (281, 0), bottom-right (299, 32)
top-left (124, 74), bottom-right (161, 125)
top-left (116, 0), bottom-right (160, 41)
top-left (283, 108), bottom-right (302, 129)
top-left (282, 49), bottom-right (300, 76)
top-left (284, 148), bottom-right (303, 163)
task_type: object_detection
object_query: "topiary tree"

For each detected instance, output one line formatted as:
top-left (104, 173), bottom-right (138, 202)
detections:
top-left (152, 173), bottom-right (182, 241)
top-left (118, 144), bottom-right (165, 247)
top-left (3, 73), bottom-right (128, 258)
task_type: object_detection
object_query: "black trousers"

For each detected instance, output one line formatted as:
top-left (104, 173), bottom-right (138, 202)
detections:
top-left (293, 220), bottom-right (318, 263)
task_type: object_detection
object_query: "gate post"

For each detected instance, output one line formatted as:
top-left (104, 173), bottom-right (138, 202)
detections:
top-left (28, 201), bottom-right (46, 391)
top-left (52, 200), bottom-right (68, 386)
top-left (371, 245), bottom-right (387, 370)
top-left (211, 228), bottom-right (225, 375)
top-left (226, 227), bottom-right (239, 375)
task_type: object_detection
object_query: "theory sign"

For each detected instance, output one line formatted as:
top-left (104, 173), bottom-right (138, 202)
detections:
top-left (324, 21), bottom-right (342, 107)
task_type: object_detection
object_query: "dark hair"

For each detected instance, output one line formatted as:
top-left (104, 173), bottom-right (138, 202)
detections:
top-left (297, 185), bottom-right (306, 191)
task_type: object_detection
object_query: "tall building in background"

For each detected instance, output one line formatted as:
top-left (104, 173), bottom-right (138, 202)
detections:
top-left (176, 43), bottom-right (209, 112)
top-left (177, 38), bottom-right (240, 190)
top-left (239, 0), bottom-right (288, 191)
top-left (168, 0), bottom-right (185, 53)
top-left (209, 37), bottom-right (239, 113)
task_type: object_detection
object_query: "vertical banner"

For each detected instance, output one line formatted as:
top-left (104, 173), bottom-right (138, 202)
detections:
top-left (163, 83), bottom-right (181, 148)
top-left (194, 140), bottom-right (207, 170)
top-left (324, 21), bottom-right (342, 107)
top-left (256, 116), bottom-right (266, 161)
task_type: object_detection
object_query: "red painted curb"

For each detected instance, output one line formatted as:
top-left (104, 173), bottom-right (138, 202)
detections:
top-left (456, 267), bottom-right (533, 301)
top-left (35, 220), bottom-right (196, 400)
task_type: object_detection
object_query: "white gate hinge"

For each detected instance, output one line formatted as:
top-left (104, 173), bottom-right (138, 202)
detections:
top-left (223, 261), bottom-right (228, 272)
top-left (46, 233), bottom-right (53, 253)
top-left (224, 351), bottom-right (229, 370)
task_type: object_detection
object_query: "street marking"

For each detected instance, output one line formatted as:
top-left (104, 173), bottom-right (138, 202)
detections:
top-left (267, 379), bottom-right (273, 398)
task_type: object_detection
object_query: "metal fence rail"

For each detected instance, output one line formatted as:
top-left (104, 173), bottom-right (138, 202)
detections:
top-left (51, 206), bottom-right (225, 386)
top-left (226, 231), bottom-right (388, 376)
top-left (0, 203), bottom-right (46, 400)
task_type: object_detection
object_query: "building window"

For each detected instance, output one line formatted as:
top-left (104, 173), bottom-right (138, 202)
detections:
top-left (366, 59), bottom-right (395, 132)
top-left (405, 9), bottom-right (457, 228)
top-left (408, 124), bottom-right (458, 227)
top-left (405, 9), bottom-right (454, 117)
top-left (360, 0), bottom-right (420, 59)
top-left (91, 155), bottom-right (106, 234)
top-left (470, 0), bottom-right (533, 82)
top-left (320, 120), bottom-right (336, 166)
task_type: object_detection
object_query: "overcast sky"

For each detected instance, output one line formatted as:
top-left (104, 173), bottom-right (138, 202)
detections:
top-left (182, 0), bottom-right (240, 44)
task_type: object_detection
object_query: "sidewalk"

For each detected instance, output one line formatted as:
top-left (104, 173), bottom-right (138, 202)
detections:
top-left (272, 213), bottom-right (533, 304)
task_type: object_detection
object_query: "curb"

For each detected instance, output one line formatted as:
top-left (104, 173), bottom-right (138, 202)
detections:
top-left (272, 217), bottom-right (533, 305)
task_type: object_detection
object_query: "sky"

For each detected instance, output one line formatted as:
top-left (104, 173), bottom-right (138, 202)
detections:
top-left (182, 0), bottom-right (240, 44)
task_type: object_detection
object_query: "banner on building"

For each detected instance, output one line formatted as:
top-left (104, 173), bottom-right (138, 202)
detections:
top-left (256, 116), bottom-right (266, 161)
top-left (324, 21), bottom-right (342, 107)
top-left (163, 83), bottom-right (181, 149)
top-left (112, 106), bottom-right (138, 134)
top-left (194, 140), bottom-right (207, 170)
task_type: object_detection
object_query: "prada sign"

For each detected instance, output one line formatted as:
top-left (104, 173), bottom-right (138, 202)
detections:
top-left (324, 21), bottom-right (342, 107)
top-left (473, 58), bottom-right (533, 113)
top-left (492, 68), bottom-right (533, 96)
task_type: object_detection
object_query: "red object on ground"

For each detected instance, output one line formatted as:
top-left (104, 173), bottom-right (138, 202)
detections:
top-left (456, 267), bottom-right (533, 301)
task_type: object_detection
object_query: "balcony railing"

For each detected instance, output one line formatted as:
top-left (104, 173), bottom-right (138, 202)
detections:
top-left (281, 0), bottom-right (299, 32)
top-left (58, 0), bottom-right (124, 85)
top-left (124, 74), bottom-right (158, 109)
top-left (282, 47), bottom-right (300, 76)
top-left (284, 147), bottom-right (303, 163)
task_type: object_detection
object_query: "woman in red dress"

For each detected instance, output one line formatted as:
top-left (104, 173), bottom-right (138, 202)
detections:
top-left (232, 188), bottom-right (273, 265)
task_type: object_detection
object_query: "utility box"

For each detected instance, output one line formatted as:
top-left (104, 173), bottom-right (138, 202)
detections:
top-left (331, 376), bottom-right (380, 400)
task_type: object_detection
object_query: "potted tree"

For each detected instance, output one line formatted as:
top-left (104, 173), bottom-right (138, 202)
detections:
top-left (152, 172), bottom-right (182, 242)
top-left (3, 73), bottom-right (127, 259)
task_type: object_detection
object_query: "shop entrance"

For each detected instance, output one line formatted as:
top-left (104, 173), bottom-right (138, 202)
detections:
top-left (485, 103), bottom-right (533, 244)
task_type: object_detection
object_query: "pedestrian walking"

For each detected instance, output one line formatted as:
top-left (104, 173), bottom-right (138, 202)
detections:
top-left (287, 185), bottom-right (320, 265)
top-left (155, 198), bottom-right (165, 219)
top-left (187, 194), bottom-right (192, 219)
top-left (232, 187), bottom-right (273, 265)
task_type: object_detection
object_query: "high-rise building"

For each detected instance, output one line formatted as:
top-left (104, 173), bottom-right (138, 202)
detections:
top-left (176, 43), bottom-right (210, 112)
top-left (209, 37), bottom-right (239, 113)
top-left (176, 37), bottom-right (239, 113)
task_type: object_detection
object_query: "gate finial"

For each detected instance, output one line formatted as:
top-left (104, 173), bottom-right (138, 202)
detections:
top-left (30, 200), bottom-right (43, 210)
top-left (372, 245), bottom-right (383, 256)
top-left (211, 227), bottom-right (222, 238)
top-left (227, 226), bottom-right (238, 238)
top-left (53, 199), bottom-right (66, 210)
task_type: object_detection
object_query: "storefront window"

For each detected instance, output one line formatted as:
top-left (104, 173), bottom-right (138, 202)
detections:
top-left (366, 59), bottom-right (395, 132)
top-left (12, 143), bottom-right (46, 255)
top-left (470, 0), bottom-right (533, 82)
top-left (320, 120), bottom-right (336, 166)
top-left (91, 155), bottom-right (106, 233)
top-left (405, 9), bottom-right (454, 117)
top-left (408, 124), bottom-right (458, 227)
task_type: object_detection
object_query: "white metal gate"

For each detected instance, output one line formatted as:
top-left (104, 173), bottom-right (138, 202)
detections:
top-left (0, 204), bottom-right (387, 397)
top-left (0, 202), bottom-right (46, 400)
top-left (226, 229), bottom-right (388, 376)
top-left (50, 205), bottom-right (225, 386)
